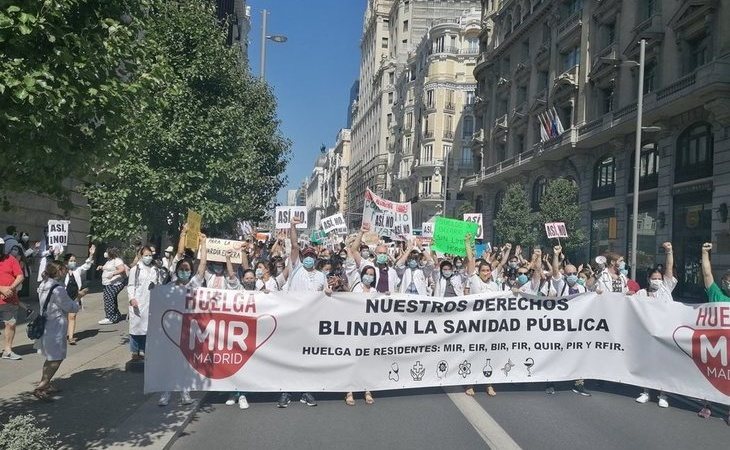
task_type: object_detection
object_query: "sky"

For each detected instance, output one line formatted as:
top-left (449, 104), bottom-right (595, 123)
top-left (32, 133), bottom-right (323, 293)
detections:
top-left (246, 0), bottom-right (366, 205)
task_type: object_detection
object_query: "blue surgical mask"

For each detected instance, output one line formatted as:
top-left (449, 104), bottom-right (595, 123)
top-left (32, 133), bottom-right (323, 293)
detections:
top-left (618, 261), bottom-right (626, 270)
top-left (142, 256), bottom-right (153, 266)
top-left (362, 274), bottom-right (375, 286)
top-left (376, 254), bottom-right (388, 265)
top-left (576, 277), bottom-right (586, 286)
top-left (517, 274), bottom-right (529, 285)
top-left (408, 259), bottom-right (418, 269)
top-left (302, 257), bottom-right (315, 269)
top-left (177, 270), bottom-right (191, 281)
top-left (442, 270), bottom-right (453, 279)
top-left (67, 261), bottom-right (77, 270)
top-left (255, 269), bottom-right (264, 279)
top-left (566, 274), bottom-right (578, 285)
top-left (620, 269), bottom-right (628, 277)
top-left (361, 250), bottom-right (371, 259)
top-left (211, 264), bottom-right (224, 275)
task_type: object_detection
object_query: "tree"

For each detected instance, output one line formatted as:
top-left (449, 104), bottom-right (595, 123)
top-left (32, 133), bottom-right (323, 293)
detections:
top-left (82, 1), bottom-right (289, 242)
top-left (494, 183), bottom-right (538, 248)
top-left (538, 178), bottom-right (587, 257)
top-left (0, 0), bottom-right (162, 205)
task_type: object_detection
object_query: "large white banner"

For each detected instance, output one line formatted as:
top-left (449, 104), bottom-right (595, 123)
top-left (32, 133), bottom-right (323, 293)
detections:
top-left (144, 287), bottom-right (730, 404)
top-left (362, 188), bottom-right (412, 241)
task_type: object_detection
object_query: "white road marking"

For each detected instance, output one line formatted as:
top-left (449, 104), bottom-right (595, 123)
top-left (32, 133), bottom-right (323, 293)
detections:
top-left (444, 387), bottom-right (522, 450)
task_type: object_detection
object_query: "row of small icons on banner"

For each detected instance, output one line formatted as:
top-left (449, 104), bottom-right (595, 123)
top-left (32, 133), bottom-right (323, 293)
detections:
top-left (388, 357), bottom-right (536, 382)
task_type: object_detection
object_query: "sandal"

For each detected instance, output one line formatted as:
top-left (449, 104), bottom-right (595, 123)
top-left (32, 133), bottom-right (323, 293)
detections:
top-left (465, 387), bottom-right (475, 396)
top-left (345, 392), bottom-right (355, 406)
top-left (364, 391), bottom-right (374, 405)
top-left (67, 337), bottom-right (77, 345)
top-left (698, 407), bottom-right (712, 419)
top-left (32, 388), bottom-right (53, 402)
top-left (487, 385), bottom-right (496, 397)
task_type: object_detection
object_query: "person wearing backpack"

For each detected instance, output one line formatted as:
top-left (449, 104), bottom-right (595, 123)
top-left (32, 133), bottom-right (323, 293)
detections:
top-left (33, 260), bottom-right (81, 401)
top-left (126, 246), bottom-right (164, 361)
top-left (63, 244), bottom-right (96, 345)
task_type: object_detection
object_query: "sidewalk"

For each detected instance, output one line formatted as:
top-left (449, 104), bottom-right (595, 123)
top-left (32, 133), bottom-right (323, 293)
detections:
top-left (0, 289), bottom-right (203, 449)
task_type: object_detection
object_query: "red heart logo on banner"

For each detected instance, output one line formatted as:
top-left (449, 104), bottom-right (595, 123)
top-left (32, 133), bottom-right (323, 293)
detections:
top-left (162, 310), bottom-right (277, 379)
top-left (673, 326), bottom-right (730, 396)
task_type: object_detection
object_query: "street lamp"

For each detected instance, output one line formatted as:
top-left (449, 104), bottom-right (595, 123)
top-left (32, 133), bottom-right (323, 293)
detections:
top-left (259, 9), bottom-right (287, 79)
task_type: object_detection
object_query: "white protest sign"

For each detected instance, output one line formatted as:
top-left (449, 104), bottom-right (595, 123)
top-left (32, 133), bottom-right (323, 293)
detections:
top-left (545, 222), bottom-right (569, 239)
top-left (47, 220), bottom-right (70, 246)
top-left (275, 206), bottom-right (307, 229)
top-left (463, 213), bottom-right (483, 240)
top-left (421, 222), bottom-right (434, 238)
top-left (145, 288), bottom-right (730, 405)
top-left (321, 213), bottom-right (348, 234)
top-left (205, 238), bottom-right (245, 263)
top-left (362, 188), bottom-right (412, 241)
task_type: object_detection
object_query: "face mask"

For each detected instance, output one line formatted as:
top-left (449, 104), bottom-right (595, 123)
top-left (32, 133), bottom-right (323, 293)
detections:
top-left (67, 261), bottom-right (77, 270)
top-left (509, 262), bottom-right (518, 269)
top-left (302, 257), bottom-right (315, 269)
top-left (21, 235), bottom-right (29, 243)
top-left (376, 254), bottom-right (388, 265)
top-left (620, 269), bottom-right (628, 277)
top-left (362, 274), bottom-right (375, 286)
top-left (576, 277), bottom-right (586, 286)
top-left (142, 256), bottom-right (153, 266)
top-left (361, 250), bottom-right (370, 259)
top-left (165, 252), bottom-right (171, 257)
top-left (408, 259), bottom-right (418, 269)
top-left (339, 253), bottom-right (347, 259)
top-left (177, 270), bottom-right (191, 281)
top-left (276, 266), bottom-right (285, 275)
top-left (566, 274), bottom-right (578, 285)
top-left (455, 262), bottom-right (463, 268)
top-left (517, 274), bottom-right (529, 286)
top-left (618, 261), bottom-right (626, 270)
top-left (212, 265), bottom-right (225, 275)
top-left (649, 279), bottom-right (663, 291)
top-left (243, 281), bottom-right (256, 291)
top-left (103, 252), bottom-right (109, 259)
top-left (442, 270), bottom-right (453, 279)
top-left (255, 269), bottom-right (264, 279)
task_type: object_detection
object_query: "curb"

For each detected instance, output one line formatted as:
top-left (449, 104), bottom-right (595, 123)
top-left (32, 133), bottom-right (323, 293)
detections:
top-left (162, 392), bottom-right (209, 450)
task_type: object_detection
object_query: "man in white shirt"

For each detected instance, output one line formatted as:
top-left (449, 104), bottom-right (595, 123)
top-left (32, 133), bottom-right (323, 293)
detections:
top-left (551, 245), bottom-right (586, 297)
top-left (395, 240), bottom-right (433, 295)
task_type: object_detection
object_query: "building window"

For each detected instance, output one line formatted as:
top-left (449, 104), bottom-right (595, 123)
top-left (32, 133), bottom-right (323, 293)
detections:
top-left (592, 155), bottom-right (616, 200)
top-left (590, 209), bottom-right (617, 259)
top-left (461, 148), bottom-right (473, 167)
top-left (561, 47), bottom-right (580, 72)
top-left (421, 176), bottom-right (432, 195)
top-left (388, 71), bottom-right (395, 84)
top-left (521, 40), bottom-right (530, 61)
top-left (386, 113), bottom-right (392, 126)
top-left (382, 37), bottom-right (389, 49)
top-left (517, 85), bottom-right (527, 104)
top-left (466, 90), bottom-right (476, 105)
top-left (467, 37), bottom-right (479, 53)
top-left (643, 60), bottom-right (657, 94)
top-left (434, 35), bottom-right (445, 53)
top-left (639, 0), bottom-right (656, 21)
top-left (426, 89), bottom-right (434, 108)
top-left (675, 122), bottom-right (713, 182)
top-left (443, 144), bottom-right (452, 161)
top-left (404, 136), bottom-right (411, 154)
top-left (388, 92), bottom-right (394, 104)
top-left (687, 34), bottom-right (709, 73)
top-left (629, 143), bottom-right (660, 190)
top-left (444, 115), bottom-right (453, 133)
top-left (403, 20), bottom-right (409, 32)
top-left (516, 134), bottom-right (525, 154)
top-left (422, 144), bottom-right (433, 162)
top-left (463, 116), bottom-right (474, 139)
top-left (532, 176), bottom-right (548, 210)
top-left (496, 143), bottom-right (506, 163)
top-left (604, 22), bottom-right (616, 47)
top-left (538, 71), bottom-right (549, 91)
top-left (600, 86), bottom-right (614, 113)
top-left (406, 112), bottom-right (413, 129)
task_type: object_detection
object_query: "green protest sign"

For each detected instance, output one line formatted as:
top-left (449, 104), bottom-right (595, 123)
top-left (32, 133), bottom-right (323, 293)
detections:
top-left (310, 230), bottom-right (326, 244)
top-left (432, 217), bottom-right (478, 257)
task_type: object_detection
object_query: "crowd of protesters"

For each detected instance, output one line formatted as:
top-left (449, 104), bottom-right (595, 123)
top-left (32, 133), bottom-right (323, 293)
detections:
top-left (1, 220), bottom-right (728, 424)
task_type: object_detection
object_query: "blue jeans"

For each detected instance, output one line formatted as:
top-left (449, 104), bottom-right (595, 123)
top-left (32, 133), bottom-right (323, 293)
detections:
top-left (130, 334), bottom-right (146, 354)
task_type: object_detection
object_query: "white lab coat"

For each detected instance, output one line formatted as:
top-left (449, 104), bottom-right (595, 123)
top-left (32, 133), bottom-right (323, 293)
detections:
top-left (396, 263), bottom-right (433, 295)
top-left (127, 263), bottom-right (163, 336)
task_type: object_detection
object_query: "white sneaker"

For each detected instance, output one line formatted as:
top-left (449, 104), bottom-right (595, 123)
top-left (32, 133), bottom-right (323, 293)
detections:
top-left (225, 394), bottom-right (237, 406)
top-left (98, 318), bottom-right (113, 325)
top-left (657, 395), bottom-right (669, 408)
top-left (158, 392), bottom-right (170, 406)
top-left (238, 395), bottom-right (249, 410)
top-left (636, 392), bottom-right (650, 404)
top-left (181, 391), bottom-right (193, 405)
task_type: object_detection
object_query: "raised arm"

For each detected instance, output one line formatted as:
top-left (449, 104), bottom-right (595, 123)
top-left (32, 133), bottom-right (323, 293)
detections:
top-left (351, 223), bottom-right (369, 268)
top-left (531, 248), bottom-right (543, 283)
top-left (701, 242), bottom-right (714, 288)
top-left (465, 234), bottom-right (476, 276)
top-left (240, 244), bottom-right (250, 270)
top-left (662, 242), bottom-right (674, 281)
top-left (289, 217), bottom-right (301, 267)
top-left (396, 239), bottom-right (414, 267)
top-left (196, 234), bottom-right (208, 278)
top-left (177, 223), bottom-right (188, 258)
top-left (225, 250), bottom-right (236, 279)
top-left (552, 245), bottom-right (562, 279)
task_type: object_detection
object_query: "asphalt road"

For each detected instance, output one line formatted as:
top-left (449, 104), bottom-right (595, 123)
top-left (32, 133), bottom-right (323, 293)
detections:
top-left (172, 381), bottom-right (729, 450)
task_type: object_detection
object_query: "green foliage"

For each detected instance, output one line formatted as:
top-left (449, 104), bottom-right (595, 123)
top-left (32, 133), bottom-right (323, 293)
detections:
top-left (0, 415), bottom-right (59, 450)
top-left (1, 0), bottom-right (162, 205)
top-left (538, 178), bottom-right (587, 254)
top-left (82, 1), bottom-right (289, 241)
top-left (494, 183), bottom-right (538, 248)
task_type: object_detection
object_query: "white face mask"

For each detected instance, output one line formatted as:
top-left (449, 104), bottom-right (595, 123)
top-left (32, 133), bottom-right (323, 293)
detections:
top-left (649, 279), bottom-right (663, 291)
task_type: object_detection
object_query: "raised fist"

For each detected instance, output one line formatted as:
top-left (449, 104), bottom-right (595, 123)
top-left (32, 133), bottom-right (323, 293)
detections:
top-left (553, 245), bottom-right (562, 255)
top-left (702, 242), bottom-right (712, 253)
top-left (662, 242), bottom-right (672, 251)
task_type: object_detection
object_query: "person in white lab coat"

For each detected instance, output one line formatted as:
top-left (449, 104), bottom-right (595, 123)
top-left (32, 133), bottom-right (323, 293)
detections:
top-left (33, 261), bottom-right (80, 401)
top-left (126, 246), bottom-right (164, 361)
